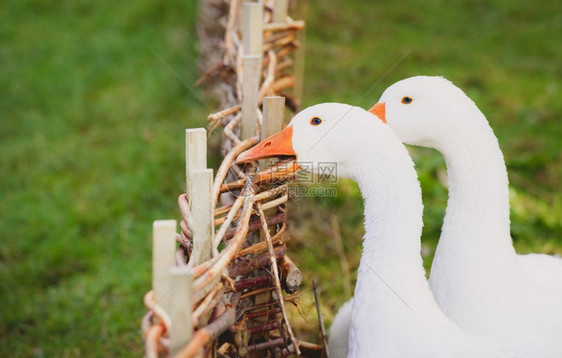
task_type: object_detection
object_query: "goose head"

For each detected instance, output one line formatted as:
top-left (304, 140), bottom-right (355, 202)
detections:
top-left (236, 103), bottom-right (404, 179)
top-left (369, 76), bottom-right (484, 149)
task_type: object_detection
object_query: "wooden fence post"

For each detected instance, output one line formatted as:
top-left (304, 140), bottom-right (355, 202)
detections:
top-left (272, 0), bottom-right (288, 23)
top-left (152, 220), bottom-right (177, 313)
top-left (237, 0), bottom-right (252, 30)
top-left (262, 96), bottom-right (286, 137)
top-left (188, 168), bottom-right (214, 265)
top-left (186, 128), bottom-right (214, 265)
top-left (185, 128), bottom-right (207, 204)
top-left (242, 2), bottom-right (263, 58)
top-left (241, 55), bottom-right (261, 140)
top-left (241, 2), bottom-right (263, 141)
top-left (260, 96), bottom-right (286, 169)
top-left (169, 266), bottom-right (193, 356)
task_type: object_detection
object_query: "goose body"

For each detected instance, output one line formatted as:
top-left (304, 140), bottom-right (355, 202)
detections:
top-left (238, 103), bottom-right (527, 357)
top-left (518, 254), bottom-right (562, 297)
top-left (328, 299), bottom-right (351, 358)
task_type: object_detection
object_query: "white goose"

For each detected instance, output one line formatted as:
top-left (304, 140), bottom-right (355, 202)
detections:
top-left (238, 103), bottom-right (526, 357)
top-left (330, 77), bottom-right (562, 357)
top-left (371, 76), bottom-right (562, 298)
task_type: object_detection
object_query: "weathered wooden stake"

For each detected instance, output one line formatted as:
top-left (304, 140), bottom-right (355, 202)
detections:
top-left (262, 96), bottom-right (285, 137)
top-left (237, 0), bottom-right (252, 30)
top-left (169, 266), bottom-right (193, 356)
top-left (241, 55), bottom-right (261, 140)
top-left (185, 128), bottom-right (207, 204)
top-left (260, 96), bottom-right (285, 169)
top-left (186, 128), bottom-right (214, 265)
top-left (272, 0), bottom-right (288, 23)
top-left (152, 220), bottom-right (177, 313)
top-left (189, 169), bottom-right (214, 265)
top-left (242, 2), bottom-right (263, 57)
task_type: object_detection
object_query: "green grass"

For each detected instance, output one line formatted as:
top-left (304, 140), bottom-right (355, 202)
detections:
top-left (1, 0), bottom-right (561, 355)
top-left (0, 1), bottom-right (207, 355)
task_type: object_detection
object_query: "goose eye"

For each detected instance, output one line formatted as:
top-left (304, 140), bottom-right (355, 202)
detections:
top-left (401, 96), bottom-right (413, 104)
top-left (310, 117), bottom-right (323, 126)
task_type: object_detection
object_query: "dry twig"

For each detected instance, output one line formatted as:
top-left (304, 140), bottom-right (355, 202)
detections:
top-left (257, 203), bottom-right (300, 356)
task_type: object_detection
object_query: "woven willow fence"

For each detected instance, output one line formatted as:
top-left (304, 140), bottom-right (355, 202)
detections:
top-left (142, 1), bottom-right (324, 357)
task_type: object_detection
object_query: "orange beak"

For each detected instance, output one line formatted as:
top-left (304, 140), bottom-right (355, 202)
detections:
top-left (236, 126), bottom-right (297, 164)
top-left (368, 102), bottom-right (386, 123)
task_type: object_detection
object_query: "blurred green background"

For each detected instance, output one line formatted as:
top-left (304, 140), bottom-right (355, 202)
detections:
top-left (1, 0), bottom-right (561, 355)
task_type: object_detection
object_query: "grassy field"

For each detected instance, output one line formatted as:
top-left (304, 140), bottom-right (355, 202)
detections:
top-left (1, 0), bottom-right (561, 355)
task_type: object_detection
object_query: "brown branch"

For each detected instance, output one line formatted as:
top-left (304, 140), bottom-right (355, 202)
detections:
top-left (141, 311), bottom-right (153, 337)
top-left (258, 50), bottom-right (277, 100)
top-left (234, 275), bottom-right (272, 292)
top-left (286, 341), bottom-right (324, 358)
top-left (194, 62), bottom-right (228, 87)
top-left (145, 324), bottom-right (165, 358)
top-left (263, 20), bottom-right (305, 32)
top-left (256, 203), bottom-right (300, 355)
top-left (248, 320), bottom-right (282, 334)
top-left (176, 232), bottom-right (192, 250)
top-left (215, 203), bottom-right (235, 217)
top-left (271, 76), bottom-right (295, 93)
top-left (175, 247), bottom-right (188, 266)
top-left (224, 112), bottom-right (242, 145)
top-left (275, 43), bottom-right (298, 61)
top-left (143, 291), bottom-right (171, 334)
top-left (275, 58), bottom-right (293, 73)
top-left (214, 194), bottom-right (288, 227)
top-left (241, 286), bottom-right (274, 299)
top-left (222, 0), bottom-right (239, 65)
top-left (228, 214), bottom-right (286, 244)
top-left (246, 338), bottom-right (285, 353)
top-left (178, 193), bottom-right (195, 230)
top-left (219, 161), bottom-right (299, 192)
top-left (175, 306), bottom-right (236, 358)
top-left (191, 256), bottom-right (219, 279)
top-left (212, 136), bottom-right (259, 207)
top-left (213, 195), bottom-right (245, 249)
top-left (233, 223), bottom-right (286, 258)
top-left (192, 274), bottom-right (222, 306)
top-left (261, 194), bottom-right (288, 211)
top-left (264, 30), bottom-right (295, 44)
top-left (253, 183), bottom-right (288, 201)
top-left (263, 32), bottom-right (296, 51)
top-left (280, 255), bottom-right (302, 294)
top-left (179, 221), bottom-right (193, 241)
top-left (228, 245), bottom-right (286, 277)
top-left (207, 105), bottom-right (241, 125)
top-left (245, 306), bottom-right (281, 319)
top-left (313, 279), bottom-right (330, 358)
top-left (193, 282), bottom-right (225, 325)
